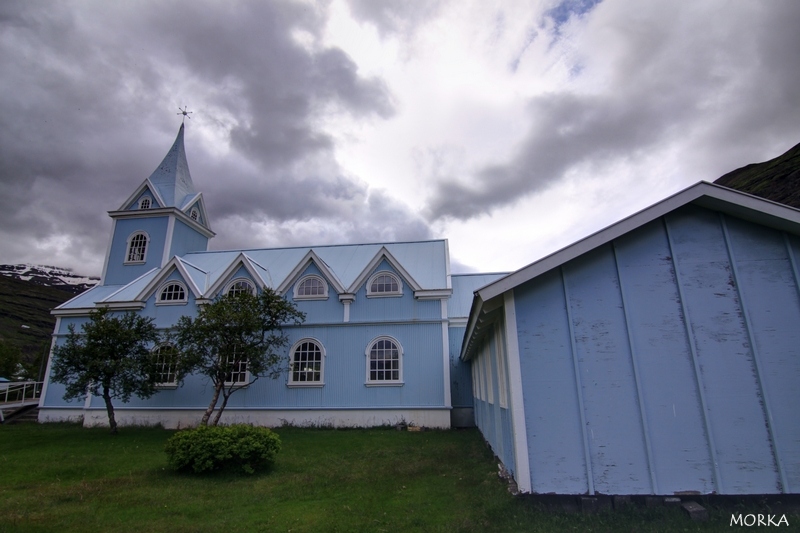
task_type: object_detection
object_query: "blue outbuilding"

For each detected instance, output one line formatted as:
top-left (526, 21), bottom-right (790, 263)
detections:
top-left (462, 182), bottom-right (800, 495)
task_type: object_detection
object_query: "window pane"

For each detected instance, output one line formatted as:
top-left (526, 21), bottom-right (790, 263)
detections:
top-left (292, 341), bottom-right (322, 382)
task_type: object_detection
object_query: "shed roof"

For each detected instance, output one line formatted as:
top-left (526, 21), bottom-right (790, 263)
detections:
top-left (461, 181), bottom-right (800, 359)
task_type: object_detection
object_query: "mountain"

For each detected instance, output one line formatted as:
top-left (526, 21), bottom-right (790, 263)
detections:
top-left (0, 264), bottom-right (99, 294)
top-left (714, 141), bottom-right (800, 208)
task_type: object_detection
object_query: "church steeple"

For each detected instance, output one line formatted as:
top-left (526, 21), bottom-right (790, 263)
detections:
top-left (101, 122), bottom-right (214, 286)
top-left (146, 124), bottom-right (196, 209)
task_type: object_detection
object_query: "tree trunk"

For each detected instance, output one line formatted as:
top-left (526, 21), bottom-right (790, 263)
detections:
top-left (102, 385), bottom-right (117, 434)
top-left (200, 382), bottom-right (223, 426)
top-left (211, 390), bottom-right (232, 426)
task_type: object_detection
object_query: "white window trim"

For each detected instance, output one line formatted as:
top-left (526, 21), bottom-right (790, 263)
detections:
top-left (139, 196), bottom-right (152, 209)
top-left (495, 322), bottom-right (509, 409)
top-left (224, 350), bottom-right (250, 386)
top-left (225, 278), bottom-right (256, 297)
top-left (366, 271), bottom-right (403, 298)
top-left (287, 338), bottom-right (325, 387)
top-left (190, 208), bottom-right (199, 221)
top-left (365, 335), bottom-right (404, 386)
top-left (293, 274), bottom-right (329, 300)
top-left (156, 280), bottom-right (189, 305)
top-left (152, 343), bottom-right (179, 388)
top-left (124, 231), bottom-right (150, 265)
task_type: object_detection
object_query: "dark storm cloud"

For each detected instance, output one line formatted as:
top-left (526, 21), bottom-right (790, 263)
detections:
top-left (426, 1), bottom-right (800, 221)
top-left (0, 0), bottom-right (422, 273)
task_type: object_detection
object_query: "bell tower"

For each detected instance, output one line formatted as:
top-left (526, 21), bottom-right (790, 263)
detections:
top-left (100, 123), bottom-right (215, 286)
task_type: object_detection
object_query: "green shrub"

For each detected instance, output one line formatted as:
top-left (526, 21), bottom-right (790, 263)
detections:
top-left (164, 424), bottom-right (281, 474)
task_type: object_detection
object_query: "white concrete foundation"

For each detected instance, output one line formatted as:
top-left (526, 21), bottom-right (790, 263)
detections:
top-left (39, 407), bottom-right (451, 429)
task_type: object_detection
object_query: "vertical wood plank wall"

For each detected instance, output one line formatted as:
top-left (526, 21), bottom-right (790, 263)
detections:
top-left (508, 205), bottom-right (800, 495)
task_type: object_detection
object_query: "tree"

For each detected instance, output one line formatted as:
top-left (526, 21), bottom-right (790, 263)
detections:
top-left (51, 308), bottom-right (161, 434)
top-left (0, 339), bottom-right (23, 380)
top-left (172, 288), bottom-right (305, 426)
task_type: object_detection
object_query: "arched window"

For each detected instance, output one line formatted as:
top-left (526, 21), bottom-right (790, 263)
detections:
top-left (366, 336), bottom-right (403, 384)
top-left (190, 208), bottom-right (199, 221)
top-left (294, 275), bottom-right (328, 299)
top-left (139, 197), bottom-right (151, 209)
top-left (157, 282), bottom-right (187, 304)
top-left (227, 279), bottom-right (255, 297)
top-left (288, 339), bottom-right (324, 386)
top-left (367, 271), bottom-right (402, 297)
top-left (224, 349), bottom-right (248, 385)
top-left (152, 344), bottom-right (179, 386)
top-left (125, 232), bottom-right (149, 263)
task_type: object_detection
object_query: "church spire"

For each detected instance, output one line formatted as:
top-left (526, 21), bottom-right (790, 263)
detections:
top-left (146, 124), bottom-right (196, 208)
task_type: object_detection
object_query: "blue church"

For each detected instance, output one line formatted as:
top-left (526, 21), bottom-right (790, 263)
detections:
top-left (39, 125), bottom-right (800, 496)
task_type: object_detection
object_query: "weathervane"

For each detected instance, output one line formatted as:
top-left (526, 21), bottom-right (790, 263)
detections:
top-left (177, 106), bottom-right (193, 124)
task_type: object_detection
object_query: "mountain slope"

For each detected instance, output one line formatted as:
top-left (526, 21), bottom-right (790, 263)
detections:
top-left (714, 141), bottom-right (800, 208)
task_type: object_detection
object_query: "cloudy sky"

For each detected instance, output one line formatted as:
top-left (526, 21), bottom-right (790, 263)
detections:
top-left (2, 0), bottom-right (800, 276)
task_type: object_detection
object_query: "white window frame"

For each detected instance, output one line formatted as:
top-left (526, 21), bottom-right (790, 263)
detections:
top-left (224, 349), bottom-right (249, 386)
top-left (495, 322), bottom-right (509, 409)
top-left (366, 271), bottom-right (402, 298)
top-left (124, 231), bottom-right (149, 264)
top-left (287, 338), bottom-right (325, 387)
top-left (190, 208), bottom-right (199, 221)
top-left (294, 275), bottom-right (329, 300)
top-left (365, 335), bottom-right (403, 386)
top-left (156, 281), bottom-right (188, 305)
top-left (226, 278), bottom-right (256, 297)
top-left (139, 197), bottom-right (151, 209)
top-left (152, 343), bottom-right (179, 388)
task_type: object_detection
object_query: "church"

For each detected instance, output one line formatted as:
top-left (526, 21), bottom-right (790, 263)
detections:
top-left (39, 125), bottom-right (800, 496)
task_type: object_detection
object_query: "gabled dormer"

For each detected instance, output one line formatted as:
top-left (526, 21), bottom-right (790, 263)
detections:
top-left (101, 124), bottom-right (215, 286)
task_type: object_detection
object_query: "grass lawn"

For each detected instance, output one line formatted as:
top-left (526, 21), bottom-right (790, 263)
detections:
top-left (0, 423), bottom-right (796, 532)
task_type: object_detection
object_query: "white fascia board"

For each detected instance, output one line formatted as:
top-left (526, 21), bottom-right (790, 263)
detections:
top-left (477, 181), bottom-right (800, 303)
top-left (135, 257), bottom-right (201, 302)
top-left (181, 193), bottom-right (212, 230)
top-left (444, 239), bottom-right (452, 289)
top-left (98, 302), bottom-right (147, 310)
top-left (116, 179), bottom-right (167, 211)
top-left (204, 252), bottom-right (267, 298)
top-left (52, 307), bottom-right (98, 317)
top-left (276, 250), bottom-right (347, 296)
top-left (347, 246), bottom-right (423, 294)
top-left (414, 289), bottom-right (453, 300)
top-left (107, 207), bottom-right (216, 239)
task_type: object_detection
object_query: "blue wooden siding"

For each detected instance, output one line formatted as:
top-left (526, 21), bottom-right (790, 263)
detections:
top-left (105, 217), bottom-right (169, 285)
top-left (449, 325), bottom-right (472, 408)
top-left (510, 205), bottom-right (800, 495)
top-left (169, 219), bottom-right (208, 258)
top-left (471, 326), bottom-right (515, 479)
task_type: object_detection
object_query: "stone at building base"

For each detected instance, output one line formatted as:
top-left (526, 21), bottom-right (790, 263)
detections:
top-left (681, 501), bottom-right (709, 522)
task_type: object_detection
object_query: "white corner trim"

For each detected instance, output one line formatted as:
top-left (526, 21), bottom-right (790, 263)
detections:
top-left (441, 299), bottom-right (452, 408)
top-left (161, 215), bottom-right (176, 266)
top-left (503, 291), bottom-right (532, 493)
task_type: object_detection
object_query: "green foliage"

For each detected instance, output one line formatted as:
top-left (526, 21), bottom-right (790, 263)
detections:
top-left (0, 338), bottom-right (23, 379)
top-left (172, 288), bottom-right (305, 425)
top-left (50, 308), bottom-right (162, 432)
top-left (164, 424), bottom-right (281, 475)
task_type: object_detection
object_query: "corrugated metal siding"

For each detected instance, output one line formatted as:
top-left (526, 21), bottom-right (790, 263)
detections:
top-left (93, 322), bottom-right (446, 410)
top-left (512, 206), bottom-right (799, 495)
top-left (449, 325), bottom-right (472, 407)
top-left (105, 217), bottom-right (169, 285)
top-left (169, 219), bottom-right (209, 258)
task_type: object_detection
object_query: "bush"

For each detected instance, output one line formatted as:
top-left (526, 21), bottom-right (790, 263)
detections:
top-left (164, 424), bottom-right (281, 474)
